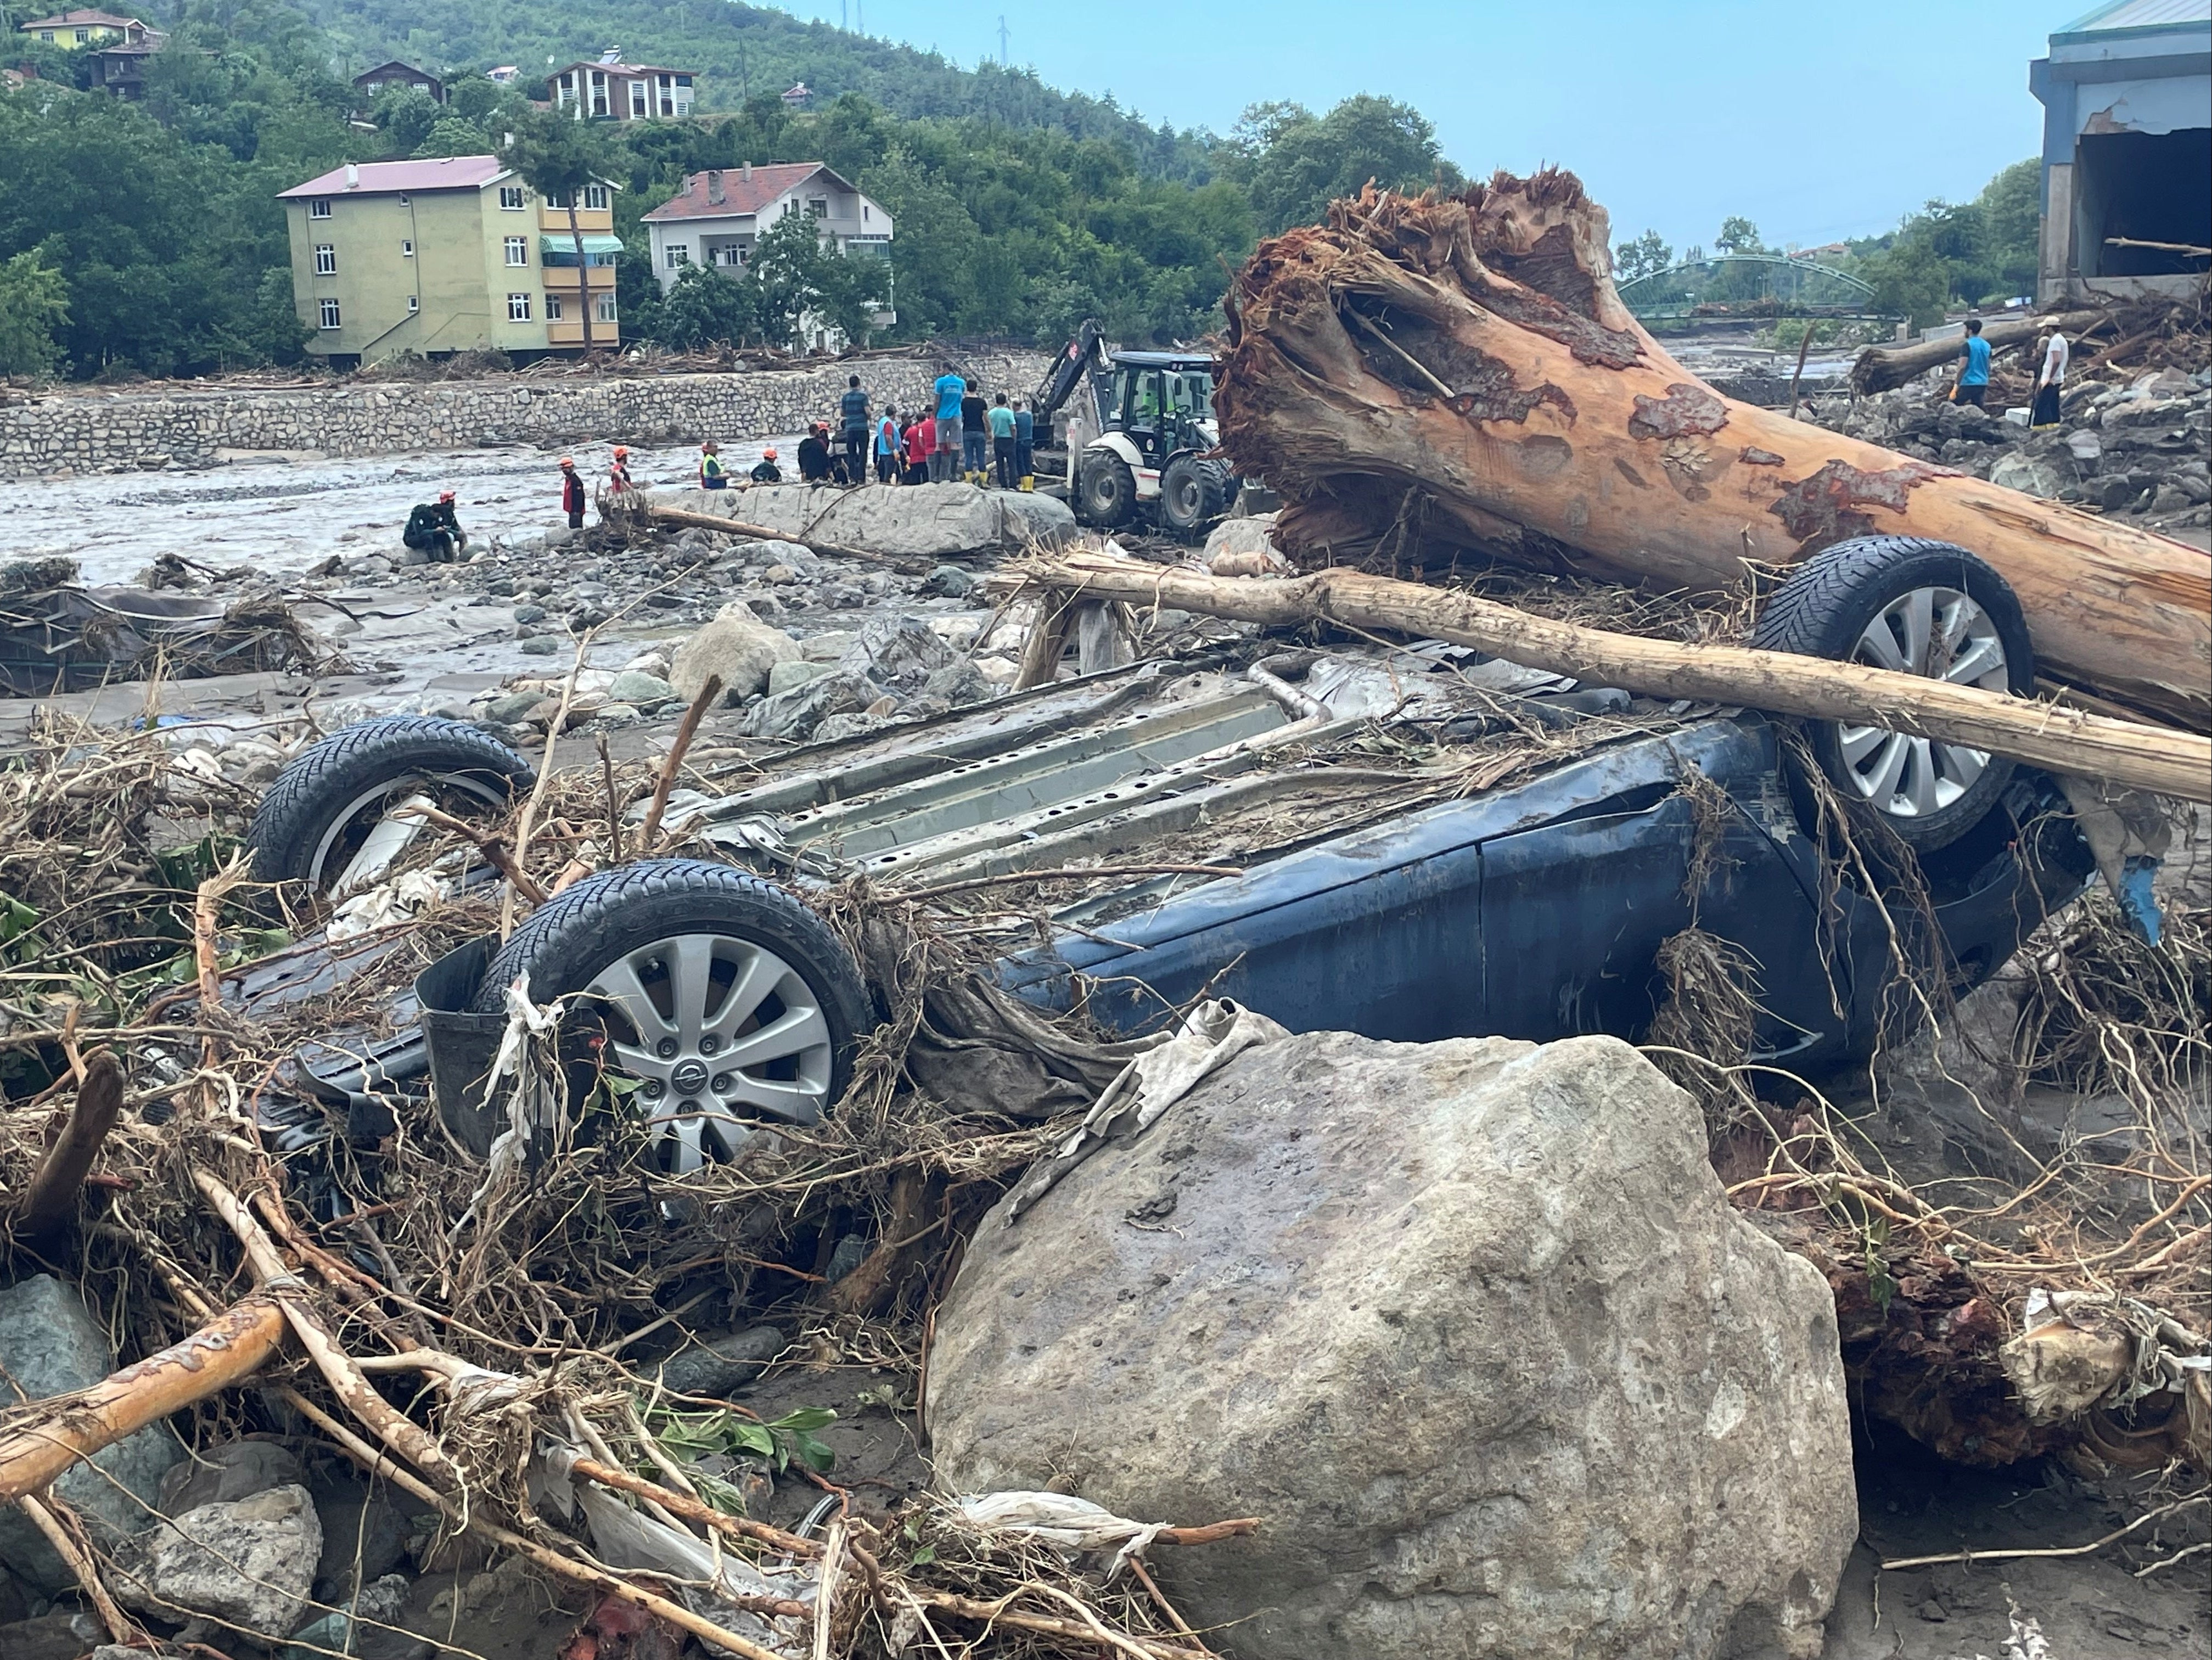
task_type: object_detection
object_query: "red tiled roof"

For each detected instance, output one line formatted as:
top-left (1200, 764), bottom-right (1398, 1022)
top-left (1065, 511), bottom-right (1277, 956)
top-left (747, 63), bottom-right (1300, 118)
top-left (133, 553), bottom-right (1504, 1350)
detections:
top-left (277, 155), bottom-right (508, 199)
top-left (19, 9), bottom-right (144, 27)
top-left (642, 164), bottom-right (850, 222)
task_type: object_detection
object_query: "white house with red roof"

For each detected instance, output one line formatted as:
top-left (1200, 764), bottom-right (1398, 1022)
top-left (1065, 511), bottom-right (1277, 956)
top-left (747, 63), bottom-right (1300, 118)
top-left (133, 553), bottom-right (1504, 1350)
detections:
top-left (642, 161), bottom-right (892, 302)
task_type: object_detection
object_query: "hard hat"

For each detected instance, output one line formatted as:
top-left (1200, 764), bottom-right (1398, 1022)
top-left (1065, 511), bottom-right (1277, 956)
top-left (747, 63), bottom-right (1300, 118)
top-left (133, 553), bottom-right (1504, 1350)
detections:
top-left (559, 456), bottom-right (575, 467)
top-left (614, 445), bottom-right (629, 457)
top-left (762, 447), bottom-right (778, 459)
top-left (439, 490), bottom-right (456, 501)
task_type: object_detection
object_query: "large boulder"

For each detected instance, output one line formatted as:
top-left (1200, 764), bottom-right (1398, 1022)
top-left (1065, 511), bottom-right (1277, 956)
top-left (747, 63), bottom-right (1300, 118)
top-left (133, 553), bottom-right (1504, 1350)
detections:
top-left (0, 1276), bottom-right (181, 1592)
top-left (927, 1032), bottom-right (1857, 1660)
top-left (670, 602), bottom-right (800, 707)
top-left (655, 482), bottom-right (1076, 559)
top-left (112, 1483), bottom-right (321, 1635)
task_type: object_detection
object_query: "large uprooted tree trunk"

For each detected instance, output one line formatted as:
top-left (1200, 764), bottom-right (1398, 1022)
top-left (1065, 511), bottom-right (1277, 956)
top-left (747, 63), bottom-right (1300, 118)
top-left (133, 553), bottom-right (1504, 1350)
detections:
top-left (1214, 173), bottom-right (2211, 726)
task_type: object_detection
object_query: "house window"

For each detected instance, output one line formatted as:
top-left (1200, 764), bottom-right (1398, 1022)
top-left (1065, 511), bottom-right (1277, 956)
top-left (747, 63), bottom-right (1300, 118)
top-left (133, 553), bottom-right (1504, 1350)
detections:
top-left (862, 205), bottom-right (869, 223)
top-left (318, 299), bottom-right (341, 329)
top-left (308, 199), bottom-right (332, 219)
top-left (313, 244), bottom-right (335, 275)
top-left (75, 28), bottom-right (88, 43)
top-left (545, 293), bottom-right (563, 320)
top-left (38, 30), bottom-right (53, 41)
top-left (585, 183), bottom-right (609, 211)
top-left (401, 239), bottom-right (413, 257)
top-left (498, 186), bottom-right (524, 210)
top-left (665, 245), bottom-right (688, 268)
top-left (628, 81), bottom-right (646, 116)
top-left (675, 75), bottom-right (691, 88)
top-left (596, 293), bottom-right (617, 323)
top-left (504, 235), bottom-right (529, 266)
top-left (806, 197), bottom-right (827, 218)
top-left (407, 295), bottom-right (419, 313)
top-left (508, 293), bottom-right (531, 321)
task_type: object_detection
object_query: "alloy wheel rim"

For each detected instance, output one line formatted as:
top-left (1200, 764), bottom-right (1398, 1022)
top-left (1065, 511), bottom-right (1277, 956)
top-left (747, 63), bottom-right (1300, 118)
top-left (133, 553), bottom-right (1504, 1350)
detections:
top-left (1833, 586), bottom-right (2009, 818)
top-left (585, 931), bottom-right (832, 1173)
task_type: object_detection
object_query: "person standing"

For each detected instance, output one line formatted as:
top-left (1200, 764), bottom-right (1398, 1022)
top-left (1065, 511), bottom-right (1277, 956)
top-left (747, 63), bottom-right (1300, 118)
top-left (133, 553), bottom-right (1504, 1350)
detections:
top-left (2031, 328), bottom-right (2068, 429)
top-left (907, 411), bottom-right (934, 484)
top-left (609, 445), bottom-right (635, 495)
top-left (987, 392), bottom-right (1018, 490)
top-left (931, 362), bottom-right (965, 483)
top-left (559, 458), bottom-right (585, 529)
top-left (798, 423), bottom-right (833, 483)
top-left (875, 407), bottom-right (900, 483)
top-left (698, 440), bottom-right (727, 490)
top-left (961, 381), bottom-right (989, 480)
top-left (840, 373), bottom-right (871, 479)
top-left (1951, 318), bottom-right (1991, 408)
top-left (1012, 398), bottom-right (1035, 490)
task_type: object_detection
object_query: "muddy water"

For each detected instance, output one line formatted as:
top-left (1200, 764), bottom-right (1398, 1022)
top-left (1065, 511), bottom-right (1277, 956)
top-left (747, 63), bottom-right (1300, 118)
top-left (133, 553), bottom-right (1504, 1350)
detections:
top-left (0, 434), bottom-right (800, 586)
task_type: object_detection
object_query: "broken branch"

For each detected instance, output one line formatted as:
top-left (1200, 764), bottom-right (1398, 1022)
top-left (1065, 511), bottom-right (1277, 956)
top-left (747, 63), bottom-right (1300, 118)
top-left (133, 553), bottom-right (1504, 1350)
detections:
top-left (13, 1048), bottom-right (126, 1239)
top-left (637, 673), bottom-right (723, 851)
top-left (993, 554), bottom-right (2210, 802)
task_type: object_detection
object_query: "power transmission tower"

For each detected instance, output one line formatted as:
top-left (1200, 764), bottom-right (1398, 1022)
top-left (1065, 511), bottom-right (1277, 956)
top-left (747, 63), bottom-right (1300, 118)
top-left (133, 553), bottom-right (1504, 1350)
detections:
top-left (996, 14), bottom-right (1009, 63)
top-left (839, 1), bottom-right (847, 27)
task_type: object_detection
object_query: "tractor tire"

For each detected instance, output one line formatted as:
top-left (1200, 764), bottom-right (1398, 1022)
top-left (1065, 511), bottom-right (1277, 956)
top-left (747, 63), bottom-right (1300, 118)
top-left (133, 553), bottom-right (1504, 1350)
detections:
top-left (1751, 535), bottom-right (2033, 850)
top-left (245, 717), bottom-right (535, 892)
top-left (1159, 453), bottom-right (1232, 535)
top-left (1077, 453), bottom-right (1137, 529)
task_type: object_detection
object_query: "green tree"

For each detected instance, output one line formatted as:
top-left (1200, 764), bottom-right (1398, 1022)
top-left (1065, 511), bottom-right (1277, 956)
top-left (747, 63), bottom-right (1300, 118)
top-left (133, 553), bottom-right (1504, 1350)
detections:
top-left (1714, 216), bottom-right (1767, 254)
top-left (414, 114), bottom-right (491, 158)
top-left (0, 248), bottom-right (68, 377)
top-left (1225, 95), bottom-right (1456, 234)
top-left (655, 262), bottom-right (760, 348)
top-left (1613, 229), bottom-right (1672, 284)
top-left (372, 83), bottom-right (441, 156)
top-left (503, 108), bottom-right (613, 351)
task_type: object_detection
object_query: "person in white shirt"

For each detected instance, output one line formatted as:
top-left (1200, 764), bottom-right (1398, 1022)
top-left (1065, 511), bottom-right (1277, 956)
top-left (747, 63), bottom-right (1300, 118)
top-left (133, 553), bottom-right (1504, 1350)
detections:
top-left (2031, 329), bottom-right (2068, 429)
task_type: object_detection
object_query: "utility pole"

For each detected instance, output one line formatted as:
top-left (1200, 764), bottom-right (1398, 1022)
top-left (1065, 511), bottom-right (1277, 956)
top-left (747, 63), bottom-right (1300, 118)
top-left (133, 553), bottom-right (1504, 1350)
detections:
top-left (839, 0), bottom-right (847, 27)
top-left (996, 14), bottom-right (1009, 64)
top-left (738, 38), bottom-right (749, 101)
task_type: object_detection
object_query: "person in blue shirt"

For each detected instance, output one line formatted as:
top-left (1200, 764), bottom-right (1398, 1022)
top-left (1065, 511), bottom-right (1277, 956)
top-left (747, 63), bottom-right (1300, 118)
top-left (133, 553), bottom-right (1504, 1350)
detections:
top-left (986, 392), bottom-right (1018, 489)
top-left (930, 363), bottom-right (966, 483)
top-left (1953, 318), bottom-right (1991, 409)
top-left (839, 374), bottom-right (871, 479)
top-left (1012, 399), bottom-right (1035, 490)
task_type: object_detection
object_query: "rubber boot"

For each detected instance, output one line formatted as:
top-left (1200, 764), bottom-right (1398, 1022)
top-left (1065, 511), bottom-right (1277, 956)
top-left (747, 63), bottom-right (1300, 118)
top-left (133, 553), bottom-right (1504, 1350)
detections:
top-left (1019, 476), bottom-right (1034, 491)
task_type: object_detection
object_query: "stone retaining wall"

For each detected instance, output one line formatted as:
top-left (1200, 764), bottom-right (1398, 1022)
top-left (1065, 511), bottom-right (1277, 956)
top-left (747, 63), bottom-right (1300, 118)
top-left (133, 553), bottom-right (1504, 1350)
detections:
top-left (0, 351), bottom-right (1053, 479)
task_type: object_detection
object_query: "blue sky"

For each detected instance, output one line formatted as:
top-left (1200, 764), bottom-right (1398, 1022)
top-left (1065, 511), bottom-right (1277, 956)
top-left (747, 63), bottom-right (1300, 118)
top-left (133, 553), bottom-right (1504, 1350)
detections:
top-left (781, 1), bottom-right (2086, 254)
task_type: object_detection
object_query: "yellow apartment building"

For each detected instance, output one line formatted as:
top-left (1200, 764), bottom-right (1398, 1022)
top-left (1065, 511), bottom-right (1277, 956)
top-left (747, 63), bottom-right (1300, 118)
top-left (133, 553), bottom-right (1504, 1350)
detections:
top-left (277, 155), bottom-right (622, 367)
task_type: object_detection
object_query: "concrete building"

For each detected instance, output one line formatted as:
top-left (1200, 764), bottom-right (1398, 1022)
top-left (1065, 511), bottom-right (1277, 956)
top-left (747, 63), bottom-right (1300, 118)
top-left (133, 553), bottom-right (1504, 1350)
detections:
top-left (353, 60), bottom-right (445, 104)
top-left (15, 8), bottom-right (155, 48)
top-left (641, 162), bottom-right (895, 347)
top-left (2029, 0), bottom-right (2212, 303)
top-left (549, 51), bottom-right (697, 120)
top-left (277, 156), bottom-right (622, 367)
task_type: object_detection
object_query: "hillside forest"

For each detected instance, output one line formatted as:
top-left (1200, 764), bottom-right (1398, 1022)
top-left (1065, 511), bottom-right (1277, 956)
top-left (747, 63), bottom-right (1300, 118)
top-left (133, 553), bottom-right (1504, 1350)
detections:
top-left (0, 0), bottom-right (2035, 379)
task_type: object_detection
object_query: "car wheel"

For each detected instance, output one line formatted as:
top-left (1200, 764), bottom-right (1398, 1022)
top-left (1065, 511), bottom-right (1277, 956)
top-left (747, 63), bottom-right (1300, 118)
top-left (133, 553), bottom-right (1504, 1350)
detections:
top-left (471, 859), bottom-right (873, 1173)
top-left (1158, 453), bottom-right (1230, 535)
top-left (1077, 452), bottom-right (1137, 528)
top-left (246, 717), bottom-right (536, 895)
top-left (1751, 535), bottom-right (2033, 850)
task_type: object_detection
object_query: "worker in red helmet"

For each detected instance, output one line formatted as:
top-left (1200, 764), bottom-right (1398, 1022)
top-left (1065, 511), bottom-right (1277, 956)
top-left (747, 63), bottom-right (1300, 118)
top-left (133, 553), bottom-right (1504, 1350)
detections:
top-left (608, 445), bottom-right (635, 496)
top-left (403, 489), bottom-right (467, 563)
top-left (749, 446), bottom-right (783, 485)
top-left (559, 457), bottom-right (585, 528)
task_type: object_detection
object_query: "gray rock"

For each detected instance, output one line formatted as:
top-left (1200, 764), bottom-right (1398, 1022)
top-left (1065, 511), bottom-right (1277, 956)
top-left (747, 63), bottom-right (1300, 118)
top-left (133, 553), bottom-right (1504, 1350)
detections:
top-left (670, 602), bottom-right (800, 706)
top-left (655, 1325), bottom-right (788, 1398)
top-left (1988, 452), bottom-right (2067, 499)
top-left (920, 659), bottom-right (991, 709)
top-left (839, 614), bottom-right (955, 693)
top-left (313, 1484), bottom-right (410, 1603)
top-left (113, 1483), bottom-right (321, 1636)
top-left (2065, 428), bottom-right (2103, 465)
top-left (516, 635), bottom-right (559, 656)
top-left (281, 1573), bottom-right (425, 1660)
top-left (0, 1276), bottom-right (181, 1591)
top-left (813, 709), bottom-right (894, 744)
top-left (607, 670), bottom-right (676, 706)
top-left (738, 670), bottom-right (873, 742)
top-left (928, 1031), bottom-right (1856, 1660)
top-left (920, 563), bottom-right (976, 598)
top-left (766, 658), bottom-right (836, 695)
top-left (654, 481), bottom-right (1076, 559)
top-left (0, 1612), bottom-right (90, 1660)
top-left (512, 603), bottom-right (546, 625)
top-left (2153, 481), bottom-right (2193, 514)
top-left (160, 1441), bottom-right (307, 1517)
top-left (482, 691), bottom-right (544, 724)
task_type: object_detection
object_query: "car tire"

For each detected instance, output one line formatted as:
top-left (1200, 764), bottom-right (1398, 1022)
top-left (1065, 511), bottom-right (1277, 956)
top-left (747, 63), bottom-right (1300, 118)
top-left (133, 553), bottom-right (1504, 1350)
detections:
top-left (246, 716), bottom-right (535, 892)
top-left (1159, 453), bottom-right (1230, 535)
top-left (471, 859), bottom-right (873, 1170)
top-left (1751, 535), bottom-right (2033, 850)
top-left (1077, 452), bottom-right (1137, 528)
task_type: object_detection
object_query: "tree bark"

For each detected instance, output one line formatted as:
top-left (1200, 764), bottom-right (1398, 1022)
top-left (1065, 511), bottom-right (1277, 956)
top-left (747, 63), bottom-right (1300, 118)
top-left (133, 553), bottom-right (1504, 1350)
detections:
top-left (994, 552), bottom-right (2211, 803)
top-left (570, 200), bottom-right (593, 354)
top-left (1212, 176), bottom-right (2209, 726)
top-left (13, 1050), bottom-right (124, 1240)
top-left (0, 1297), bottom-right (287, 1503)
top-left (1848, 309), bottom-right (2107, 394)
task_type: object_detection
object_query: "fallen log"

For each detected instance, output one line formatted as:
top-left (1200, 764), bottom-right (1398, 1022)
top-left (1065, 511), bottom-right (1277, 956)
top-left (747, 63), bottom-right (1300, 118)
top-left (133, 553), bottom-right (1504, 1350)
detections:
top-left (992, 553), bottom-right (2212, 803)
top-left (1211, 176), bottom-right (2209, 724)
top-left (0, 1297), bottom-right (287, 1502)
top-left (11, 1051), bottom-right (125, 1240)
top-left (1848, 309), bottom-right (2106, 394)
top-left (641, 502), bottom-right (933, 575)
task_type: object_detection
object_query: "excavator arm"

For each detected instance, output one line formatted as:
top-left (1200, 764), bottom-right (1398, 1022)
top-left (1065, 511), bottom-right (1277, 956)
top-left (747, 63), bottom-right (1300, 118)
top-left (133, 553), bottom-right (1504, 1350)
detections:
top-left (1030, 318), bottom-right (1109, 430)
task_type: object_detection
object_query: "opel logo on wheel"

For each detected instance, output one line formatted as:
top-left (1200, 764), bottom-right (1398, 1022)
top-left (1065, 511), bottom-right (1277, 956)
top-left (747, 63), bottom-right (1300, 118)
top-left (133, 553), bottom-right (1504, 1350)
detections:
top-left (669, 1059), bottom-right (710, 1097)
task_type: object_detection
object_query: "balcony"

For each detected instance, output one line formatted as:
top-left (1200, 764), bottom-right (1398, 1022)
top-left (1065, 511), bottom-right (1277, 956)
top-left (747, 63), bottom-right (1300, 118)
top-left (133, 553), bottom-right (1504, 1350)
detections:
top-left (538, 205), bottom-right (615, 234)
top-left (546, 317), bottom-right (620, 348)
